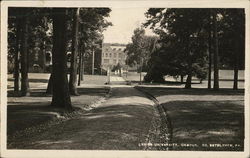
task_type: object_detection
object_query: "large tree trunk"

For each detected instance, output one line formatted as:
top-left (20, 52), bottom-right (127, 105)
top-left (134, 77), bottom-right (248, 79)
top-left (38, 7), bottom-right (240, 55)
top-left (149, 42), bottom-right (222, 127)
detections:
top-left (69, 8), bottom-right (80, 95)
top-left (20, 15), bottom-right (30, 96)
top-left (51, 8), bottom-right (72, 110)
top-left (208, 9), bottom-right (212, 89)
top-left (212, 9), bottom-right (219, 90)
top-left (185, 73), bottom-right (192, 89)
top-left (14, 17), bottom-right (21, 94)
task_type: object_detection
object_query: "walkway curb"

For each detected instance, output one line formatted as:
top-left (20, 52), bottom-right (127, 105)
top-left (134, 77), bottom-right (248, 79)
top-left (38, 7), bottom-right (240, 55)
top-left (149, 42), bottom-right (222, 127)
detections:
top-left (134, 86), bottom-right (173, 149)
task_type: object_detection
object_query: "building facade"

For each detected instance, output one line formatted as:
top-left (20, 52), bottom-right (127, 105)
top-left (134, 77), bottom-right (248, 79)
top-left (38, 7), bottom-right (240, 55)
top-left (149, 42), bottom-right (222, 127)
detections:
top-left (101, 43), bottom-right (127, 72)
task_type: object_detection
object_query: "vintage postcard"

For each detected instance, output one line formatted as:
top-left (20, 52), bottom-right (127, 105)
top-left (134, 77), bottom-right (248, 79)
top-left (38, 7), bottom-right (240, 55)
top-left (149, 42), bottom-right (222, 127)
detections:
top-left (1, 0), bottom-right (249, 158)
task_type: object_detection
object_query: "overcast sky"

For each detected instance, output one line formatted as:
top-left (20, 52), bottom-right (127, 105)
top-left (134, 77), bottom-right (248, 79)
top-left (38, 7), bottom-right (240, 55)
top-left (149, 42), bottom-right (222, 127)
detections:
top-left (103, 8), bottom-right (155, 44)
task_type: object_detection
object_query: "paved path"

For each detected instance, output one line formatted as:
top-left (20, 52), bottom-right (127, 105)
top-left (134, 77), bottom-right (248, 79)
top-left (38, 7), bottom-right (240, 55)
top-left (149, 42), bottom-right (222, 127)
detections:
top-left (9, 78), bottom-right (164, 150)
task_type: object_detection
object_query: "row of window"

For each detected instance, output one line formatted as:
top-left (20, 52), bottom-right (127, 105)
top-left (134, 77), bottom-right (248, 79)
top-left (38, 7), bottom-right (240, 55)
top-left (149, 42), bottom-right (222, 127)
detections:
top-left (106, 48), bottom-right (125, 51)
top-left (103, 52), bottom-right (124, 58)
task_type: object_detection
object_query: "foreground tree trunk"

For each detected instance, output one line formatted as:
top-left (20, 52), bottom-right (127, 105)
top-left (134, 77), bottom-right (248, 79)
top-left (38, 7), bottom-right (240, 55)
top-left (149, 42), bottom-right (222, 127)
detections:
top-left (20, 15), bottom-right (30, 96)
top-left (50, 8), bottom-right (72, 110)
top-left (69, 8), bottom-right (80, 95)
top-left (212, 9), bottom-right (219, 90)
top-left (14, 18), bottom-right (21, 93)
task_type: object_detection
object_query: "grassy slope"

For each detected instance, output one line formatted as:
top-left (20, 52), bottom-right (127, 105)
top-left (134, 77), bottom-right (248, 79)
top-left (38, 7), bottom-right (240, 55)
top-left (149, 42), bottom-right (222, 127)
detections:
top-left (137, 87), bottom-right (244, 151)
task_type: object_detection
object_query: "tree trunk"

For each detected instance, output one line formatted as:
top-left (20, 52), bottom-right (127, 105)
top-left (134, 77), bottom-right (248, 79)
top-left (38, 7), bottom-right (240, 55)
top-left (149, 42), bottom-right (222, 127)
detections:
top-left (14, 17), bottom-right (21, 93)
top-left (185, 73), bottom-right (192, 89)
top-left (208, 10), bottom-right (212, 89)
top-left (69, 8), bottom-right (80, 95)
top-left (180, 75), bottom-right (184, 84)
top-left (51, 8), bottom-right (72, 110)
top-left (92, 48), bottom-right (95, 75)
top-left (20, 15), bottom-right (30, 96)
top-left (78, 51), bottom-right (82, 86)
top-left (46, 73), bottom-right (53, 94)
top-left (81, 54), bottom-right (84, 81)
top-left (213, 10), bottom-right (219, 90)
top-left (233, 35), bottom-right (239, 90)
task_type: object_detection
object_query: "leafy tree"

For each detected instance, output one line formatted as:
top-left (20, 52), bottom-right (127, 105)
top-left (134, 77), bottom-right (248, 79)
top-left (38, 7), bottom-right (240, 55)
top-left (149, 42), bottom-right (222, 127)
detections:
top-left (144, 8), bottom-right (209, 88)
top-left (217, 9), bottom-right (245, 90)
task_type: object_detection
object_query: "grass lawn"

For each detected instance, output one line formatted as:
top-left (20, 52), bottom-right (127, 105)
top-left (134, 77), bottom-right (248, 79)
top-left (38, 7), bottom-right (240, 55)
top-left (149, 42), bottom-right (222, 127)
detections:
top-left (124, 70), bottom-right (245, 89)
top-left (136, 87), bottom-right (245, 151)
top-left (7, 73), bottom-right (110, 138)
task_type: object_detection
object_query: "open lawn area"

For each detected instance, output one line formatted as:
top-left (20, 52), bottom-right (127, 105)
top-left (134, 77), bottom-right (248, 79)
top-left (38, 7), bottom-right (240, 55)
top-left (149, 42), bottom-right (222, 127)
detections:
top-left (136, 86), bottom-right (245, 151)
top-left (7, 73), bottom-right (110, 139)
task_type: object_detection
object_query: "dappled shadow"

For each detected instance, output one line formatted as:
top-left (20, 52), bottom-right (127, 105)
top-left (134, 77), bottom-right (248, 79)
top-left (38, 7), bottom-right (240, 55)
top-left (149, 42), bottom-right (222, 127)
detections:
top-left (8, 103), bottom-right (156, 150)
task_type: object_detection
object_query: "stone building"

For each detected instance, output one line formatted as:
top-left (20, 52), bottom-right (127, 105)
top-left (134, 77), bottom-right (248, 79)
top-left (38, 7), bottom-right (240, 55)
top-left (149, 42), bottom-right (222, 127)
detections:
top-left (101, 43), bottom-right (127, 73)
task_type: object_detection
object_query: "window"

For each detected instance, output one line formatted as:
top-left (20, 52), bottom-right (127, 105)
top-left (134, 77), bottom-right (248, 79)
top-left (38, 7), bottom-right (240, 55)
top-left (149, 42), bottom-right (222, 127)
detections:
top-left (119, 53), bottom-right (122, 58)
top-left (113, 48), bottom-right (116, 51)
top-left (104, 59), bottom-right (109, 64)
top-left (106, 53), bottom-right (108, 57)
top-left (109, 53), bottom-right (112, 57)
top-left (118, 59), bottom-right (121, 63)
top-left (118, 48), bottom-right (121, 51)
top-left (113, 59), bottom-right (117, 64)
top-left (114, 53), bottom-right (117, 57)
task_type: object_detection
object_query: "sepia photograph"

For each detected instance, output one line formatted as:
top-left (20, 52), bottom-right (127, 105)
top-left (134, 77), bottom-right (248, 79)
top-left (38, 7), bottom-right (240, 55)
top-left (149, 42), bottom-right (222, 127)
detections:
top-left (1, 0), bottom-right (249, 158)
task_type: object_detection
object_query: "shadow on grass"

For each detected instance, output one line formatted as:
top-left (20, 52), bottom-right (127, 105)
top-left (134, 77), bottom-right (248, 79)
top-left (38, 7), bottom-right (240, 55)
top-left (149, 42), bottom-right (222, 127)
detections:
top-left (8, 87), bottom-right (109, 97)
top-left (136, 86), bottom-right (244, 97)
top-left (161, 100), bottom-right (244, 151)
top-left (8, 104), bottom-right (155, 150)
top-left (8, 78), bottom-right (49, 83)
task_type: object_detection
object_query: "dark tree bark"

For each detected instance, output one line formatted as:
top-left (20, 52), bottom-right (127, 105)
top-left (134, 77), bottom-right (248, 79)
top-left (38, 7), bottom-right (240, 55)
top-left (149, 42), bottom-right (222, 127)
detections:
top-left (50, 8), bottom-right (72, 110)
top-left (69, 8), bottom-right (80, 95)
top-left (208, 10), bottom-right (212, 89)
top-left (233, 34), bottom-right (240, 90)
top-left (14, 17), bottom-right (21, 93)
top-left (81, 55), bottom-right (84, 81)
top-left (212, 10), bottom-right (219, 90)
top-left (78, 51), bottom-right (82, 86)
top-left (20, 15), bottom-right (30, 96)
top-left (46, 73), bottom-right (53, 94)
top-left (180, 75), bottom-right (184, 84)
top-left (185, 73), bottom-right (192, 89)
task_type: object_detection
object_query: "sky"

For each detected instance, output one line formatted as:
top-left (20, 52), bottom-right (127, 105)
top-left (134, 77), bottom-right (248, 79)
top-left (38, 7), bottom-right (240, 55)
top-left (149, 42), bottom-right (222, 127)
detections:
top-left (103, 8), bottom-right (155, 44)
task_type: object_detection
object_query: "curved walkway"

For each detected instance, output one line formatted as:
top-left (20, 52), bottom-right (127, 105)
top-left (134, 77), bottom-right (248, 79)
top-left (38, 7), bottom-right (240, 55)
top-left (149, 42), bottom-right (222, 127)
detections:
top-left (9, 76), bottom-right (169, 150)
